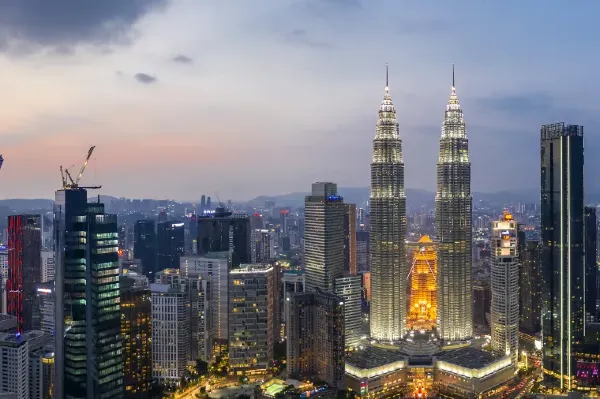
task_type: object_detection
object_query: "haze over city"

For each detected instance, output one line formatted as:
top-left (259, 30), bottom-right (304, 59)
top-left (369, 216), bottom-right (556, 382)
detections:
top-left (1, 0), bottom-right (599, 200)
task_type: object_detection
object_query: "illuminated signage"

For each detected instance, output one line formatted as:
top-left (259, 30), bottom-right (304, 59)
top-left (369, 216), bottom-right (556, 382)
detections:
top-left (37, 288), bottom-right (52, 294)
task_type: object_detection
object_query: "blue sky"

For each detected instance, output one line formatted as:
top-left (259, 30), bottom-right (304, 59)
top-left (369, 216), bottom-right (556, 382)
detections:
top-left (0, 0), bottom-right (598, 200)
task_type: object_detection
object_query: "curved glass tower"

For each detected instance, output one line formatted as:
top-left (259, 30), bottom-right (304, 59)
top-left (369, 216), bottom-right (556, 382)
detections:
top-left (436, 68), bottom-right (473, 343)
top-left (369, 67), bottom-right (407, 341)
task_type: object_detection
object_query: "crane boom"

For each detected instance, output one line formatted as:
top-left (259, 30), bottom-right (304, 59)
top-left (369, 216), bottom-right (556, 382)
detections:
top-left (76, 146), bottom-right (95, 184)
top-left (59, 146), bottom-right (101, 190)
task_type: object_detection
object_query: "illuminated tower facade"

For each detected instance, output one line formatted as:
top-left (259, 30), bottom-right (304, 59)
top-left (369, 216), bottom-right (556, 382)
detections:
top-left (490, 212), bottom-right (519, 364)
top-left (436, 67), bottom-right (473, 343)
top-left (407, 235), bottom-right (437, 331)
top-left (370, 66), bottom-right (407, 341)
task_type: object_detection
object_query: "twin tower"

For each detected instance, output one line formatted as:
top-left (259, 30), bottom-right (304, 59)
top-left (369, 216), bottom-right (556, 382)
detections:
top-left (369, 66), bottom-right (472, 344)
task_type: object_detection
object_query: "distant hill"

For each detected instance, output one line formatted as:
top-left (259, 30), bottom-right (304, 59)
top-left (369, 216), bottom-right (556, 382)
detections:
top-left (0, 199), bottom-right (54, 211)
top-left (247, 187), bottom-right (544, 208)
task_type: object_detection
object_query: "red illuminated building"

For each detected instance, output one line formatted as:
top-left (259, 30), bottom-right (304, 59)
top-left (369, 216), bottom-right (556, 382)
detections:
top-left (7, 214), bottom-right (41, 333)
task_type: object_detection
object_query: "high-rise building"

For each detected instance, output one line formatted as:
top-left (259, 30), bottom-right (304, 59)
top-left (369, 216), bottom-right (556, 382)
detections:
top-left (356, 231), bottom-right (369, 272)
top-left (34, 283), bottom-right (54, 334)
top-left (0, 245), bottom-right (7, 313)
top-left (407, 235), bottom-right (437, 331)
top-left (134, 220), bottom-right (157, 279)
top-left (150, 271), bottom-right (189, 386)
top-left (120, 274), bottom-right (152, 398)
top-left (251, 229), bottom-right (274, 264)
top-left (334, 275), bottom-right (362, 348)
top-left (54, 189), bottom-right (123, 399)
top-left (343, 204), bottom-right (357, 275)
top-left (197, 208), bottom-right (251, 268)
top-left (186, 215), bottom-right (199, 256)
top-left (517, 233), bottom-right (541, 335)
top-left (180, 253), bottom-right (229, 345)
top-left (473, 281), bottom-right (491, 328)
top-left (585, 206), bottom-right (597, 319)
top-left (280, 209), bottom-right (290, 235)
top-left (369, 67), bottom-right (407, 341)
top-left (286, 290), bottom-right (345, 388)
top-left (229, 264), bottom-right (279, 374)
top-left (186, 275), bottom-right (211, 362)
top-left (40, 249), bottom-right (54, 284)
top-left (436, 68), bottom-right (473, 343)
top-left (200, 195), bottom-right (206, 213)
top-left (157, 221), bottom-right (185, 272)
top-left (490, 212), bottom-right (519, 364)
top-left (8, 215), bottom-right (42, 333)
top-left (540, 122), bottom-right (585, 390)
top-left (0, 331), bottom-right (52, 399)
top-left (281, 272), bottom-right (304, 340)
top-left (29, 347), bottom-right (54, 399)
top-left (304, 182), bottom-right (345, 293)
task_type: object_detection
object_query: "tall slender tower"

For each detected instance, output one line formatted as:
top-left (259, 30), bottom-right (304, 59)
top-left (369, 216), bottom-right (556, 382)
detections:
top-left (490, 212), bottom-right (519, 364)
top-left (540, 122), bottom-right (584, 390)
top-left (436, 66), bottom-right (473, 343)
top-left (369, 65), bottom-right (407, 341)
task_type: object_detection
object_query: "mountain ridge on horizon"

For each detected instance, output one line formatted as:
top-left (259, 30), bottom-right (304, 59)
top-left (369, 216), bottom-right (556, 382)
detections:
top-left (246, 187), bottom-right (543, 208)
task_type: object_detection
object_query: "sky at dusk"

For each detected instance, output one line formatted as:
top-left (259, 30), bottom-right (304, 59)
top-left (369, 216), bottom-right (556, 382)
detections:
top-left (1, 0), bottom-right (599, 201)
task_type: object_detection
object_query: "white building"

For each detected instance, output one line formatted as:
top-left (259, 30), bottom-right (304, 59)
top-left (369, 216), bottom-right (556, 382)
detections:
top-left (151, 272), bottom-right (189, 385)
top-left (0, 331), bottom-right (52, 399)
top-left (180, 253), bottom-right (229, 343)
top-left (39, 250), bottom-right (54, 283)
top-left (490, 212), bottom-right (519, 364)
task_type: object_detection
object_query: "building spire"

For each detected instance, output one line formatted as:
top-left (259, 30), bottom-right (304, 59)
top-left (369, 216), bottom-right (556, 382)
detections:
top-left (452, 63), bottom-right (455, 88)
top-left (386, 63), bottom-right (389, 88)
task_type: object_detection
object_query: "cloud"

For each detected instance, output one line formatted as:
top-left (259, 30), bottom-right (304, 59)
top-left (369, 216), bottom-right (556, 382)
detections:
top-left (0, 0), bottom-right (166, 52)
top-left (172, 54), bottom-right (193, 64)
top-left (134, 73), bottom-right (157, 84)
top-left (284, 29), bottom-right (331, 49)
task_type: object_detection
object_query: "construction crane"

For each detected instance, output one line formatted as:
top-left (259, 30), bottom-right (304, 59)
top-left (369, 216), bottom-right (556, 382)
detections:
top-left (60, 146), bottom-right (102, 190)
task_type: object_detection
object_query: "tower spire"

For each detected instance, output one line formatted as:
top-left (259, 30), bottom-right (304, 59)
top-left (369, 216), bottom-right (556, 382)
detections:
top-left (386, 63), bottom-right (389, 88)
top-left (452, 63), bottom-right (455, 88)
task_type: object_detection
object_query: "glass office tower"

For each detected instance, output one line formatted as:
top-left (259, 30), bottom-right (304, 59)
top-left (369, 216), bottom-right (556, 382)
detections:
top-left (540, 122), bottom-right (584, 390)
top-left (54, 188), bottom-right (123, 399)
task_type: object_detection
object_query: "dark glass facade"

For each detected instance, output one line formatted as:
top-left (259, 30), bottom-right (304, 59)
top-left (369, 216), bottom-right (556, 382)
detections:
top-left (197, 207), bottom-right (251, 268)
top-left (156, 221), bottom-right (184, 272)
top-left (517, 229), bottom-right (541, 335)
top-left (7, 214), bottom-right (41, 333)
top-left (585, 206), bottom-right (597, 318)
top-left (120, 275), bottom-right (152, 398)
top-left (286, 289), bottom-right (345, 388)
top-left (54, 188), bottom-right (123, 399)
top-left (134, 220), bottom-right (157, 279)
top-left (540, 122), bottom-right (585, 390)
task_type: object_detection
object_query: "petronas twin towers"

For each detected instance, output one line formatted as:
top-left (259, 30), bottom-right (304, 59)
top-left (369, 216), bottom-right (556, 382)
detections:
top-left (369, 66), bottom-right (472, 343)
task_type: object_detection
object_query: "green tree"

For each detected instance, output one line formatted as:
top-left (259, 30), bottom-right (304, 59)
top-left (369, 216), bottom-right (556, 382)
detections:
top-left (196, 359), bottom-right (209, 376)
